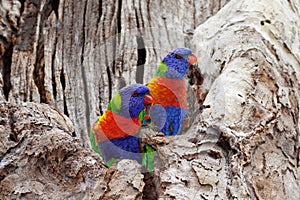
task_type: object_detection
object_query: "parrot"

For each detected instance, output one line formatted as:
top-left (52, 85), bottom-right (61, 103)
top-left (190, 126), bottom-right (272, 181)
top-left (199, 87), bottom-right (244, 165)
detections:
top-left (146, 47), bottom-right (198, 135)
top-left (90, 84), bottom-right (154, 168)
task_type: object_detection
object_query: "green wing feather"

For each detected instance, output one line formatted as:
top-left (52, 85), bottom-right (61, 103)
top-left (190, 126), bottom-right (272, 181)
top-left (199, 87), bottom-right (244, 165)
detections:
top-left (138, 109), bottom-right (146, 122)
top-left (139, 107), bottom-right (151, 125)
top-left (155, 62), bottom-right (168, 77)
top-left (142, 144), bottom-right (157, 172)
top-left (106, 158), bottom-right (116, 167)
top-left (90, 130), bottom-right (103, 157)
top-left (90, 92), bottom-right (122, 168)
top-left (107, 92), bottom-right (122, 113)
top-left (90, 128), bottom-right (116, 167)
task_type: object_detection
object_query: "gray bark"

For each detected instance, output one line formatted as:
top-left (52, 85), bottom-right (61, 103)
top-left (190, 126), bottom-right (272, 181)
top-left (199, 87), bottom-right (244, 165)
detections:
top-left (1, 0), bottom-right (299, 199)
top-left (0, 101), bottom-right (145, 199)
top-left (0, 0), bottom-right (229, 146)
top-left (151, 0), bottom-right (300, 199)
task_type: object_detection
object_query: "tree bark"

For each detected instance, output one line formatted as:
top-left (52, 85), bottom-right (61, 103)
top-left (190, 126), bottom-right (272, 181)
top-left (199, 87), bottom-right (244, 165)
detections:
top-left (0, 0), bottom-right (229, 146)
top-left (1, 0), bottom-right (300, 199)
top-left (0, 101), bottom-right (146, 199)
top-left (150, 0), bottom-right (300, 199)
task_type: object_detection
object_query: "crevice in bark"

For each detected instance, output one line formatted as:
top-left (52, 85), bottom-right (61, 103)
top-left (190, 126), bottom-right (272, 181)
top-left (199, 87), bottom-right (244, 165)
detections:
top-left (80, 1), bottom-right (91, 144)
top-left (51, 0), bottom-right (60, 20)
top-left (98, 77), bottom-right (104, 116)
top-left (111, 0), bottom-right (122, 76)
top-left (106, 66), bottom-right (112, 101)
top-left (95, 0), bottom-right (102, 35)
top-left (8, 109), bottom-right (17, 142)
top-left (111, 60), bottom-right (116, 79)
top-left (136, 37), bottom-right (146, 84)
top-left (145, 0), bottom-right (154, 46)
top-left (142, 172), bottom-right (157, 200)
top-left (19, 0), bottom-right (26, 17)
top-left (99, 0), bottom-right (102, 18)
top-left (60, 66), bottom-right (69, 117)
top-left (7, 129), bottom-right (26, 150)
top-left (216, 134), bottom-right (238, 154)
top-left (51, 37), bottom-right (57, 100)
top-left (102, 36), bottom-right (112, 101)
top-left (95, 0), bottom-right (102, 39)
top-left (2, 43), bottom-right (13, 101)
top-left (0, 35), bottom-right (8, 50)
top-left (33, 41), bottom-right (46, 103)
top-left (117, 0), bottom-right (122, 37)
top-left (71, 131), bottom-right (76, 137)
top-left (135, 9), bottom-right (146, 84)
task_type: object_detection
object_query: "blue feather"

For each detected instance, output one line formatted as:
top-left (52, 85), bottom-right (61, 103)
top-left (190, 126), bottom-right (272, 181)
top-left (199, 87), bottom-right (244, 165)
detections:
top-left (162, 47), bottom-right (192, 80)
top-left (150, 105), bottom-right (187, 135)
top-left (100, 136), bottom-right (142, 163)
top-left (117, 84), bottom-right (150, 118)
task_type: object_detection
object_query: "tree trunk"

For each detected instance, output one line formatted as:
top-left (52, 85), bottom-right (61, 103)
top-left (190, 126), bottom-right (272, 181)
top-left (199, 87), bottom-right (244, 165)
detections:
top-left (1, 0), bottom-right (229, 146)
top-left (154, 0), bottom-right (300, 198)
top-left (1, 0), bottom-right (300, 199)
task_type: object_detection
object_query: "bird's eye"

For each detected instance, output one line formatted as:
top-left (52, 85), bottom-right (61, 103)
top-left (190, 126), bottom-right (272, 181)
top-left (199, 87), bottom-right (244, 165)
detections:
top-left (175, 54), bottom-right (183, 59)
top-left (131, 92), bottom-right (139, 97)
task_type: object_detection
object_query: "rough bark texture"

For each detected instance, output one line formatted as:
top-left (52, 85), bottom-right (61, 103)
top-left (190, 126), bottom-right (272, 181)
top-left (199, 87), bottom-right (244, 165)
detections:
top-left (148, 0), bottom-right (300, 199)
top-left (0, 0), bottom-right (229, 146)
top-left (1, 0), bottom-right (300, 199)
top-left (0, 101), bottom-right (145, 199)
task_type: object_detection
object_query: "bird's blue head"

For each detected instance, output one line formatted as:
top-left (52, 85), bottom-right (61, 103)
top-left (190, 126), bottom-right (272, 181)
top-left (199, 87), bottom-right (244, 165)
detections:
top-left (111, 84), bottom-right (153, 118)
top-left (159, 48), bottom-right (198, 79)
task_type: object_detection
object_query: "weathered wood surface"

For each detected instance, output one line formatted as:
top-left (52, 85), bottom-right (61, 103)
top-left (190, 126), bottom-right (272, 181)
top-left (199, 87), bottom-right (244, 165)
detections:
top-left (151, 0), bottom-right (300, 199)
top-left (1, 0), bottom-right (300, 199)
top-left (0, 101), bottom-right (146, 199)
top-left (0, 0), bottom-right (229, 146)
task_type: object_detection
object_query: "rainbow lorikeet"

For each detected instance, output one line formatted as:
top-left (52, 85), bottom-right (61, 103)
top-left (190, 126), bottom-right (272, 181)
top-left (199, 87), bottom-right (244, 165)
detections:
top-left (90, 84), bottom-right (154, 167)
top-left (147, 48), bottom-right (198, 135)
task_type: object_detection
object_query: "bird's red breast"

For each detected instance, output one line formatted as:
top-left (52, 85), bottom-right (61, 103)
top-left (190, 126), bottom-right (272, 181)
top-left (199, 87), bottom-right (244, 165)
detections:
top-left (93, 110), bottom-right (141, 142)
top-left (147, 76), bottom-right (187, 108)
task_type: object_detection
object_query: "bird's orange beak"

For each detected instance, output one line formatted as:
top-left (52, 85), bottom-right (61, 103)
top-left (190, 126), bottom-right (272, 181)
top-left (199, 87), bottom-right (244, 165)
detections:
top-left (188, 53), bottom-right (198, 67)
top-left (144, 93), bottom-right (154, 105)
